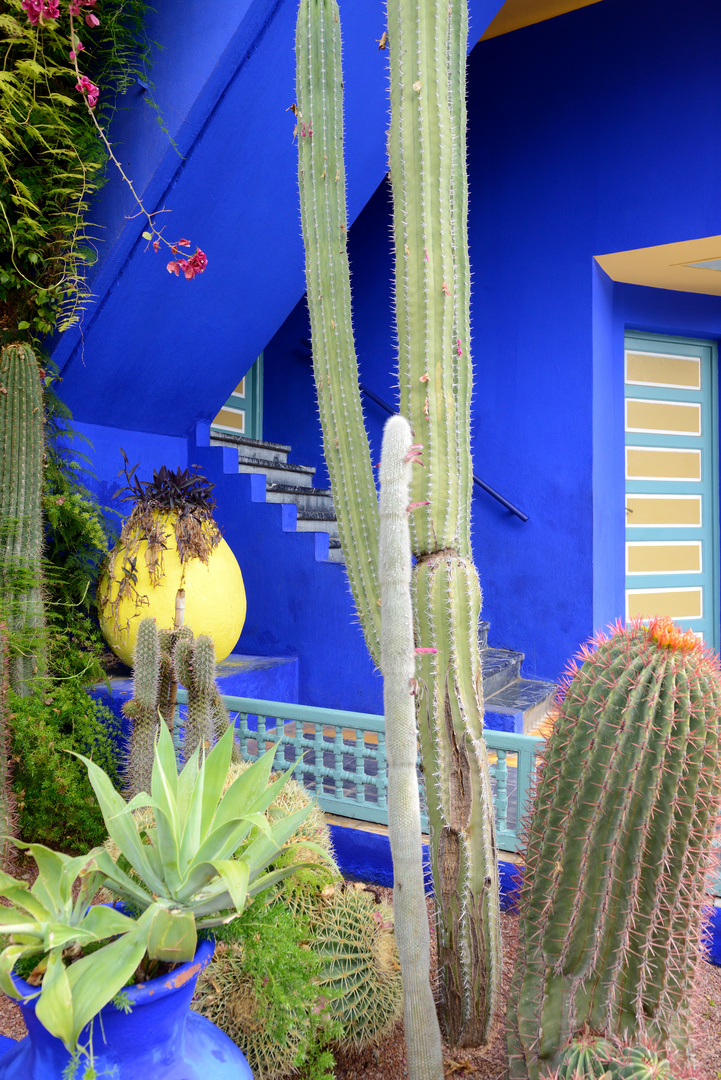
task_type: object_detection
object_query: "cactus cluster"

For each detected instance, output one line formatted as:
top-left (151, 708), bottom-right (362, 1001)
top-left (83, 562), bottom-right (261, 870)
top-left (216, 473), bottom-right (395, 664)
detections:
top-left (551, 1034), bottom-right (688, 1080)
top-left (0, 343), bottom-right (46, 696)
top-left (506, 618), bottom-right (721, 1079)
top-left (123, 617), bottom-right (239, 793)
top-left (296, 0), bottom-right (500, 1042)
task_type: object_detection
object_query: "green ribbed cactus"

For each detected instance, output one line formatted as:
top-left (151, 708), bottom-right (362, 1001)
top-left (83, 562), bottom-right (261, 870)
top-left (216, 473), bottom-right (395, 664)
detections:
top-left (123, 616), bottom-right (162, 795)
top-left (296, 0), bottom-right (500, 1043)
top-left (506, 619), bottom-right (721, 1080)
top-left (0, 623), bottom-right (17, 870)
top-left (553, 1038), bottom-right (677, 1080)
top-left (174, 631), bottom-right (240, 764)
top-left (379, 415), bottom-right (443, 1080)
top-left (0, 343), bottom-right (46, 696)
top-left (313, 885), bottom-right (403, 1051)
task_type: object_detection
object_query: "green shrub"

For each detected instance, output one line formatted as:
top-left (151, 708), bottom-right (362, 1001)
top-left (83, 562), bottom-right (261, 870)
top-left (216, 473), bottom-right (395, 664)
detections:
top-left (9, 682), bottom-right (121, 852)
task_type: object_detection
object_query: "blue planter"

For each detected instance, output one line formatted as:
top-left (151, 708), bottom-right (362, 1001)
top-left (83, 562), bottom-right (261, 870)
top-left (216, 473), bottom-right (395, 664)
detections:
top-left (0, 936), bottom-right (253, 1079)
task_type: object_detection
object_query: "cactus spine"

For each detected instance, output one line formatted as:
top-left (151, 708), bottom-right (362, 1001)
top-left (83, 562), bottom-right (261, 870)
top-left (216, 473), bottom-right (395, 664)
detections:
top-left (379, 415), bottom-right (443, 1080)
top-left (0, 343), bottom-right (46, 695)
top-left (174, 632), bottom-right (239, 763)
top-left (297, 0), bottom-right (500, 1043)
top-left (506, 619), bottom-right (721, 1080)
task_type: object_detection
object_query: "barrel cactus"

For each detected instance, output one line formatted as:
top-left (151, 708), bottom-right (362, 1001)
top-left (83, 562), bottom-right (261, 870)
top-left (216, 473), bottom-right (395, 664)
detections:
top-left (553, 1035), bottom-right (681, 1080)
top-left (0, 343), bottom-right (45, 695)
top-left (507, 618), bottom-right (721, 1080)
top-left (312, 885), bottom-right (403, 1051)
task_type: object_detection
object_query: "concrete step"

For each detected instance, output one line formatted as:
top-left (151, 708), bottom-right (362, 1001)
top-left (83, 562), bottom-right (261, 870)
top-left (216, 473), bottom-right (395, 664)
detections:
top-left (210, 432), bottom-right (292, 465)
top-left (481, 647), bottom-right (524, 698)
top-left (297, 510), bottom-right (340, 538)
top-left (238, 459), bottom-right (317, 488)
top-left (485, 677), bottom-right (557, 735)
top-left (328, 537), bottom-right (345, 563)
top-left (266, 483), bottom-right (335, 514)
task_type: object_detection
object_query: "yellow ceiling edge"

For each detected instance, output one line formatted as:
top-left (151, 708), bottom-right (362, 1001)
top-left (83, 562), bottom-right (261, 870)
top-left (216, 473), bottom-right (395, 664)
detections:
top-left (481, 0), bottom-right (604, 41)
top-left (596, 236), bottom-right (721, 298)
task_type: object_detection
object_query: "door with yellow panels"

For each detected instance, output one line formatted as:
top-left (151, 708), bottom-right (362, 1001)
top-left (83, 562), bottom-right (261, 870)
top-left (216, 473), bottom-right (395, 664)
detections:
top-left (624, 333), bottom-right (719, 649)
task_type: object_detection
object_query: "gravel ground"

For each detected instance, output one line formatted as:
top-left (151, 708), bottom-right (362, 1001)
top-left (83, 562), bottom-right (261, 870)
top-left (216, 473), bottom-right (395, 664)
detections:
top-left (1, 880), bottom-right (720, 1080)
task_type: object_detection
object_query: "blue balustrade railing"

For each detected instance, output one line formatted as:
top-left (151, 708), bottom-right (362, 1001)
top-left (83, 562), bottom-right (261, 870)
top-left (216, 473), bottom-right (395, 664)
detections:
top-left (175, 691), bottom-right (544, 853)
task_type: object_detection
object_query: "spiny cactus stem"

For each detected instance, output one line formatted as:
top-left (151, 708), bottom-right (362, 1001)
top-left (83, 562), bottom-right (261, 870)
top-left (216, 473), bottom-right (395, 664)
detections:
top-left (380, 416), bottom-right (443, 1080)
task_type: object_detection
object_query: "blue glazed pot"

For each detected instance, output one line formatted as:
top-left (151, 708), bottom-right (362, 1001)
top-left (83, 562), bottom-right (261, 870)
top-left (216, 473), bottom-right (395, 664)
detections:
top-left (0, 935), bottom-right (253, 1079)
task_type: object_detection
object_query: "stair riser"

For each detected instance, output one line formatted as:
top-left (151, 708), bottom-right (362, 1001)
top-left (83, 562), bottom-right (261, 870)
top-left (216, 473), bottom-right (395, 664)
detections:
top-left (210, 438), bottom-right (290, 466)
top-left (238, 463), bottom-right (316, 487)
top-left (481, 656), bottom-right (523, 698)
top-left (266, 490), bottom-right (335, 513)
top-left (297, 518), bottom-right (340, 538)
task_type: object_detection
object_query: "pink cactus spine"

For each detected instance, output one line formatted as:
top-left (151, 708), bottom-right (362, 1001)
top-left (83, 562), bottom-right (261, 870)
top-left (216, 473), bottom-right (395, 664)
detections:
top-left (506, 618), bottom-right (721, 1080)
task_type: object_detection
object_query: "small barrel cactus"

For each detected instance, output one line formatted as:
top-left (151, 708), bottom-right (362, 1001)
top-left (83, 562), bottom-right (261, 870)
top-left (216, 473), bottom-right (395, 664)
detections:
top-left (507, 618), bottom-right (721, 1080)
top-left (554, 1036), bottom-right (678, 1080)
top-left (313, 884), bottom-right (403, 1051)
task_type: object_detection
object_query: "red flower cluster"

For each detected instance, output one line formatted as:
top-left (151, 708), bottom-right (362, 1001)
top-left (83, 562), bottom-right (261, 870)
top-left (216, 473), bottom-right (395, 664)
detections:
top-left (21, 0), bottom-right (60, 24)
top-left (646, 616), bottom-right (700, 653)
top-left (166, 248), bottom-right (209, 281)
top-left (69, 0), bottom-right (99, 26)
top-left (75, 74), bottom-right (99, 109)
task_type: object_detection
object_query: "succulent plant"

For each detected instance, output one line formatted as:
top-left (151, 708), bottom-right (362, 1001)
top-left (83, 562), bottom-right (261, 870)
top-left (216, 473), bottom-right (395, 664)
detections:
top-left (506, 618), bottom-right (721, 1079)
top-left (553, 1036), bottom-right (679, 1080)
top-left (122, 616), bottom-right (162, 796)
top-left (175, 631), bottom-right (240, 764)
top-left (0, 343), bottom-right (46, 695)
top-left (312, 885), bottom-right (403, 1051)
top-left (296, 0), bottom-right (500, 1042)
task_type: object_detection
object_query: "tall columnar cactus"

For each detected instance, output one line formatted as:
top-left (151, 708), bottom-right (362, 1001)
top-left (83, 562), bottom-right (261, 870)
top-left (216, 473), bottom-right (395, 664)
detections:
top-left (0, 343), bottom-right (46, 695)
top-left (506, 619), bottom-right (721, 1080)
top-left (123, 616), bottom-right (162, 795)
top-left (0, 623), bottom-right (17, 870)
top-left (174, 631), bottom-right (239, 763)
top-left (379, 415), bottom-right (443, 1080)
top-left (297, 0), bottom-right (500, 1043)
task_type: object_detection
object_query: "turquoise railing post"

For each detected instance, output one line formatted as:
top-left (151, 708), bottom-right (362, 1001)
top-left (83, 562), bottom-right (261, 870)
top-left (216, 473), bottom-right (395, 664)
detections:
top-left (173, 692), bottom-right (546, 854)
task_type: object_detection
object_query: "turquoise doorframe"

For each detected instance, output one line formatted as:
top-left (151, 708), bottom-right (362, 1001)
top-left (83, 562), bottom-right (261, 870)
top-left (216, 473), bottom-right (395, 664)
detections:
top-left (210, 353), bottom-right (264, 441)
top-left (624, 332), bottom-right (719, 652)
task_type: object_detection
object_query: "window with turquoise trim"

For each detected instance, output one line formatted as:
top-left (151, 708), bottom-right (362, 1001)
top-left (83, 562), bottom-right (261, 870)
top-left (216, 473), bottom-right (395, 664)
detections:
top-left (624, 332), bottom-right (719, 650)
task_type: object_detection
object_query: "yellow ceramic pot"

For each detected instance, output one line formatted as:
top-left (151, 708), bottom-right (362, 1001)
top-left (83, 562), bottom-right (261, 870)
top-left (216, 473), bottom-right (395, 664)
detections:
top-left (97, 513), bottom-right (246, 667)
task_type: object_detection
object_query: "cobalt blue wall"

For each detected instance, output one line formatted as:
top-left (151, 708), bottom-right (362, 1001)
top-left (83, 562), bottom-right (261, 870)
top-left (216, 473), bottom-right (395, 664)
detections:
top-left (264, 0), bottom-right (721, 687)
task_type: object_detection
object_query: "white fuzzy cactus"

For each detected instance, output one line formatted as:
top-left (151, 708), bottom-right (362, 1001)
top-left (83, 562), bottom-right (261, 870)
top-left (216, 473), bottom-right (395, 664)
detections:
top-left (379, 415), bottom-right (443, 1080)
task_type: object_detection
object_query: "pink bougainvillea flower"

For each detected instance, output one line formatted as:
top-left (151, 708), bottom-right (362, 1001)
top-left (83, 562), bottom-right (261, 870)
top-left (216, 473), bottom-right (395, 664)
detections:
top-left (85, 11), bottom-right (99, 27)
top-left (167, 249), bottom-right (207, 280)
top-left (166, 261), bottom-right (180, 276)
top-left (69, 41), bottom-right (84, 60)
top-left (76, 75), bottom-right (99, 109)
top-left (177, 238), bottom-right (191, 248)
top-left (22, 0), bottom-right (59, 24)
top-left (188, 249), bottom-right (208, 275)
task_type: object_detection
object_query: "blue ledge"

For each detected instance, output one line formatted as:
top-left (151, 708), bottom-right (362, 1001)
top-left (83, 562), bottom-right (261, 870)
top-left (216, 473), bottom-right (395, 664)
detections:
top-left (329, 824), bottom-right (721, 965)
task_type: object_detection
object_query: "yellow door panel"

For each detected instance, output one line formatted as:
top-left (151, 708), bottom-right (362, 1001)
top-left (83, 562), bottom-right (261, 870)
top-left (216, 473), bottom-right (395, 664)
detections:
top-left (625, 352), bottom-right (700, 389)
top-left (625, 446), bottom-right (701, 481)
top-left (625, 399), bottom-right (701, 435)
top-left (626, 588), bottom-right (702, 621)
top-left (626, 542), bottom-right (701, 575)
top-left (626, 495), bottom-right (701, 527)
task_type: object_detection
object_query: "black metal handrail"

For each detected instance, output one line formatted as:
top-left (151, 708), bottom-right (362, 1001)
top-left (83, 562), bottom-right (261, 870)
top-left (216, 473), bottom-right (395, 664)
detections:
top-left (299, 341), bottom-right (528, 522)
top-left (359, 384), bottom-right (529, 523)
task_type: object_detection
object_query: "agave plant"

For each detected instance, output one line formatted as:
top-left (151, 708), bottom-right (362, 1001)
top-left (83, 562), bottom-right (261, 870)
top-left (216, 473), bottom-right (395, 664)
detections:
top-left (0, 723), bottom-right (326, 1053)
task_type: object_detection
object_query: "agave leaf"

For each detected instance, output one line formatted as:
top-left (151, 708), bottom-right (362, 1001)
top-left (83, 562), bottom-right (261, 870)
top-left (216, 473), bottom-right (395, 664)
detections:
top-left (198, 726), bottom-right (234, 837)
top-left (243, 805), bottom-right (315, 876)
top-left (77, 904), bottom-right (139, 941)
top-left (76, 754), bottom-right (166, 896)
top-left (63, 908), bottom-right (153, 1050)
top-left (176, 745), bottom-right (201, 836)
top-left (91, 848), bottom-right (154, 910)
top-left (208, 858), bottom-right (249, 913)
top-left (146, 905), bottom-right (197, 963)
top-left (0, 945), bottom-right (36, 1001)
top-left (151, 806), bottom-right (182, 894)
top-left (151, 722), bottom-right (179, 832)
top-left (0, 883), bottom-right (51, 923)
top-left (177, 748), bottom-right (204, 871)
top-left (35, 951), bottom-right (74, 1049)
top-left (210, 745), bottom-right (279, 831)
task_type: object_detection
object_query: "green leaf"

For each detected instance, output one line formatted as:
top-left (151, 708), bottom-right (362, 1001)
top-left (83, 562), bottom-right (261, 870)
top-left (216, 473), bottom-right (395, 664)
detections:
top-left (17, 320), bottom-right (30, 330)
top-left (146, 905), bottom-right (197, 963)
top-left (0, 945), bottom-right (36, 1002)
top-left (75, 753), bottom-right (166, 896)
top-left (243, 805), bottom-right (315, 876)
top-left (35, 950), bottom-right (74, 1049)
top-left (199, 725), bottom-right (235, 835)
top-left (141, 231), bottom-right (152, 240)
top-left (208, 858), bottom-right (249, 913)
top-left (210, 745), bottom-right (280, 832)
